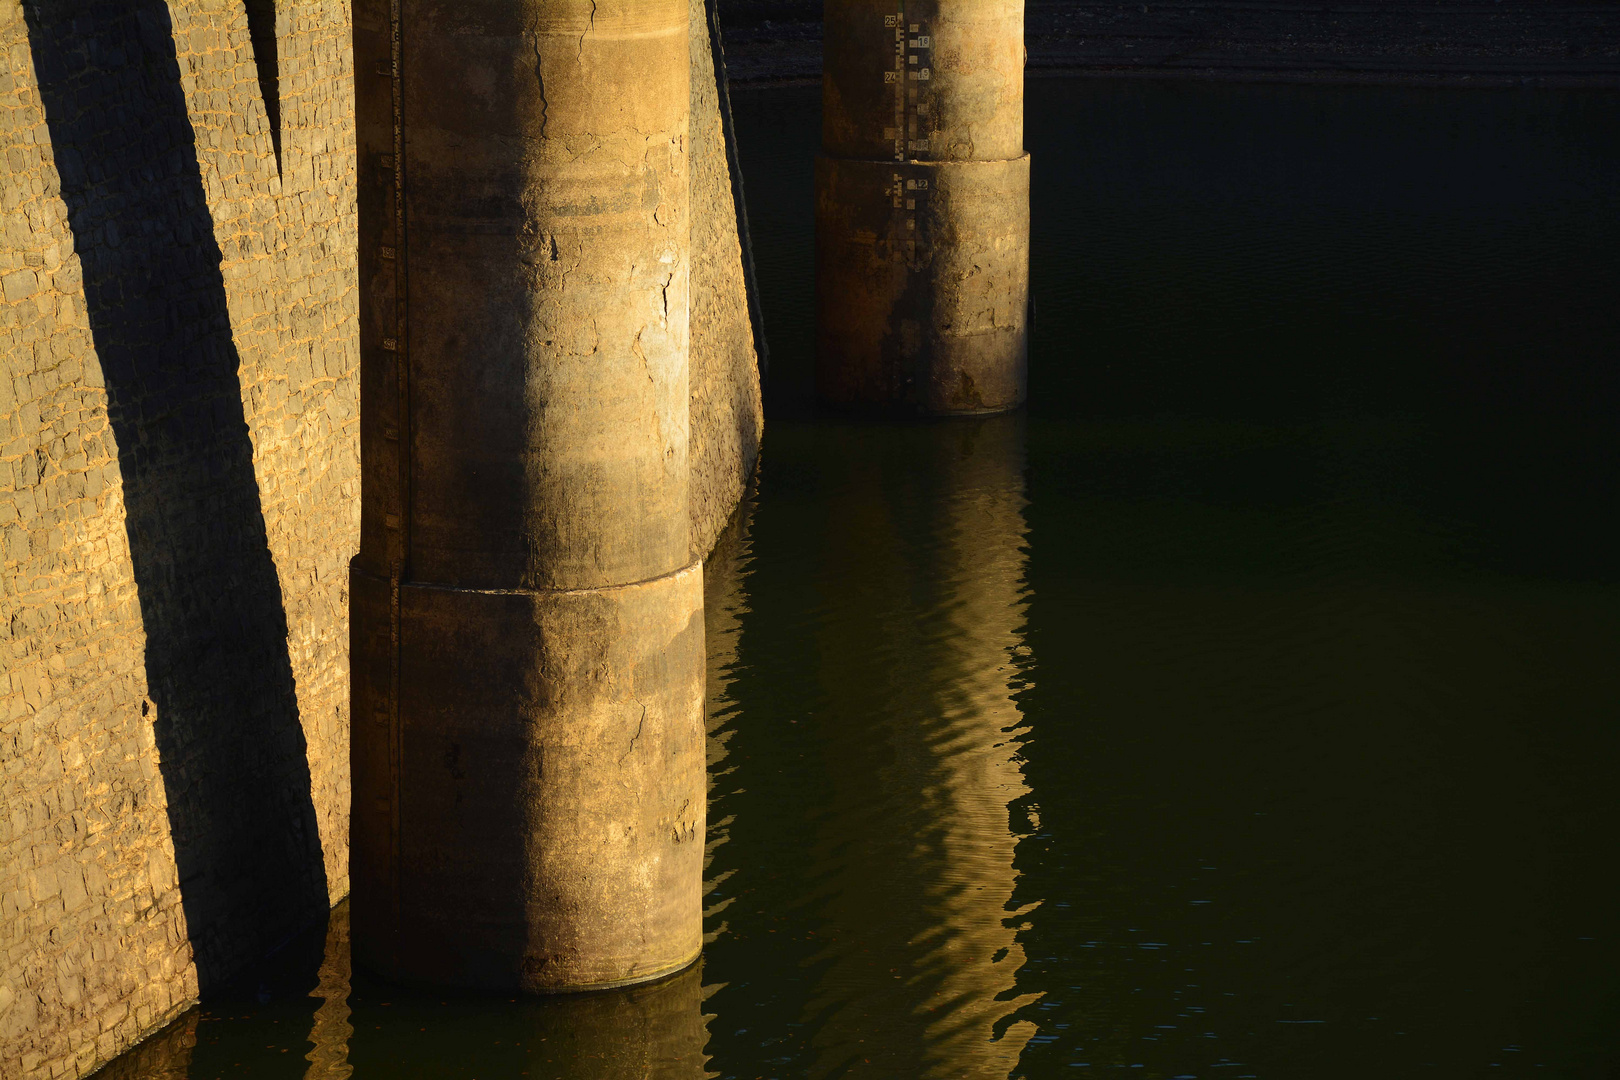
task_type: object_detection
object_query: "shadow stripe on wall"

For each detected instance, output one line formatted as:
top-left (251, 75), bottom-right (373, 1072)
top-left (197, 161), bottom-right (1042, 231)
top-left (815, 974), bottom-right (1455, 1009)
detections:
top-left (23, 0), bottom-right (327, 993)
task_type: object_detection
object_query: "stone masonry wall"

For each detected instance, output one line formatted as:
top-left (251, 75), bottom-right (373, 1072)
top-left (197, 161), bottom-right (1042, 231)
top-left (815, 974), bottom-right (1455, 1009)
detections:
top-left (0, 0), bottom-right (358, 1076)
top-left (158, 0), bottom-right (359, 919)
top-left (1, 0), bottom-right (759, 1075)
top-left (0, 4), bottom-right (199, 1072)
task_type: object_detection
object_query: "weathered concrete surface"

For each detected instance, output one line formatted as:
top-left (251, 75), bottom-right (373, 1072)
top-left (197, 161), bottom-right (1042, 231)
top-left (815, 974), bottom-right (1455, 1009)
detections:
top-left (690, 0), bottom-right (765, 558)
top-left (351, 566), bottom-right (706, 990)
top-left (350, 0), bottom-right (706, 991)
top-left (816, 0), bottom-right (1030, 414)
top-left (816, 155), bottom-right (1029, 412)
top-left (1, 0), bottom-right (358, 1076)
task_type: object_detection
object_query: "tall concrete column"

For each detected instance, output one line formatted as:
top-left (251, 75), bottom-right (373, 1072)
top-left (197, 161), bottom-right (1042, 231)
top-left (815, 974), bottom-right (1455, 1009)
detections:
top-left (350, 0), bottom-right (705, 991)
top-left (817, 0), bottom-right (1030, 414)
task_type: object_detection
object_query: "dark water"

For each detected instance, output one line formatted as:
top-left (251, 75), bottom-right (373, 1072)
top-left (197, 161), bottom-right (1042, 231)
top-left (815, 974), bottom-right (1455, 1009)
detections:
top-left (111, 78), bottom-right (1620, 1079)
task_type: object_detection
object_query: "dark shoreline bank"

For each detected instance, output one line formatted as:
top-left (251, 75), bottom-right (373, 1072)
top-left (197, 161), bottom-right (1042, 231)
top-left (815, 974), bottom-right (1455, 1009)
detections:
top-left (717, 0), bottom-right (1620, 87)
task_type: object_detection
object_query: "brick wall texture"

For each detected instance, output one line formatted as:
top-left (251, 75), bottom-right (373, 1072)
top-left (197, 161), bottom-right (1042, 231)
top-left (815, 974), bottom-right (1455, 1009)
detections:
top-left (0, 0), bottom-right (360, 1074)
top-left (0, 0), bottom-right (761, 1077)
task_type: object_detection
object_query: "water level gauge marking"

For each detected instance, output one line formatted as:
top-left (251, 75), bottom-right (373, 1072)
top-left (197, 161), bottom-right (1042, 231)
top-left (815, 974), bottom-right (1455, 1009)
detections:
top-left (881, 5), bottom-right (933, 267)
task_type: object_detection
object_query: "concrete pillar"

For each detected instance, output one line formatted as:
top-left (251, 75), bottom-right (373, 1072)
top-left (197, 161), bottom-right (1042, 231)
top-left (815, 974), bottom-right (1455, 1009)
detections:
top-left (817, 0), bottom-right (1030, 414)
top-left (350, 0), bottom-right (705, 992)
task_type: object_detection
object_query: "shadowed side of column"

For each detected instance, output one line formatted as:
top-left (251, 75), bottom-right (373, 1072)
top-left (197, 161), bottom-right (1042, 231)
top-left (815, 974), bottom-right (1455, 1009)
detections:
top-left (350, 0), bottom-right (705, 992)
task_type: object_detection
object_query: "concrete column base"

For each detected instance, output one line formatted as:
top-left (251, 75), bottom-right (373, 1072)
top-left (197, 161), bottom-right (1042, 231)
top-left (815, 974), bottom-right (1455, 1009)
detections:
top-left (350, 562), bottom-right (706, 992)
top-left (816, 154), bottom-right (1030, 415)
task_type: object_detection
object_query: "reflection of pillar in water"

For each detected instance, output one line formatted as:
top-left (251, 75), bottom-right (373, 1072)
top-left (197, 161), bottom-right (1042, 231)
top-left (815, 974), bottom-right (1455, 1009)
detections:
top-left (807, 414), bottom-right (1038, 1076)
top-left (702, 506), bottom-right (755, 911)
top-left (341, 929), bottom-right (712, 1078)
top-left (349, 0), bottom-right (705, 991)
top-left (521, 959), bottom-right (713, 1079)
top-left (817, 0), bottom-right (1030, 414)
top-left (915, 415), bottom-right (1038, 1072)
top-left (304, 903), bottom-right (354, 1080)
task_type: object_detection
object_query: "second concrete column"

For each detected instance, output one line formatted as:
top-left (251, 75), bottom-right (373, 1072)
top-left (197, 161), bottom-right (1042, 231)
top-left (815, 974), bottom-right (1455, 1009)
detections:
top-left (350, 0), bottom-right (704, 991)
top-left (817, 0), bottom-right (1031, 414)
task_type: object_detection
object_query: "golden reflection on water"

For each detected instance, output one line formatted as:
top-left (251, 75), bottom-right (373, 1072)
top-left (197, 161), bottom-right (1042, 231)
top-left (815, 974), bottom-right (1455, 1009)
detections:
top-left (916, 416), bottom-right (1041, 1074)
top-left (304, 903), bottom-right (353, 1080)
top-left (806, 414), bottom-right (1039, 1079)
top-left (702, 500), bottom-right (755, 947)
top-left (504, 961), bottom-right (712, 1079)
top-left (96, 1011), bottom-right (196, 1080)
top-left (339, 909), bottom-right (712, 1079)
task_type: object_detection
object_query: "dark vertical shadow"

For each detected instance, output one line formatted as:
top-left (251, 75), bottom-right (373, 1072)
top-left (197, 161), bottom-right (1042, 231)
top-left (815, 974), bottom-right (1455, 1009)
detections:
top-left (705, 0), bottom-right (768, 380)
top-left (243, 0), bottom-right (281, 170)
top-left (23, 0), bottom-right (327, 992)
